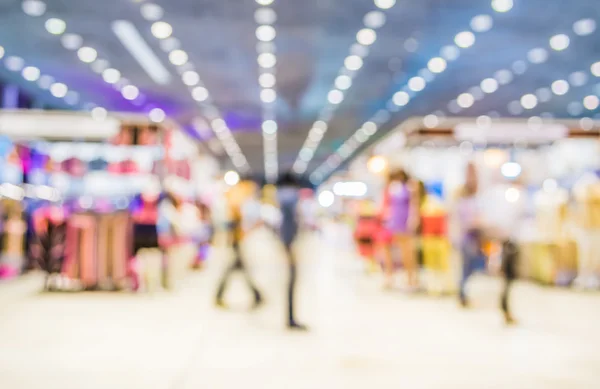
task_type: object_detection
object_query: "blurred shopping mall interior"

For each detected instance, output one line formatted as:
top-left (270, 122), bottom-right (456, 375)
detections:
top-left (1, 0), bottom-right (600, 388)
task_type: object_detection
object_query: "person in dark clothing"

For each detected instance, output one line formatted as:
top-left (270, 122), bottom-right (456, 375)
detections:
top-left (277, 173), bottom-right (308, 331)
top-left (500, 239), bottom-right (518, 325)
top-left (215, 180), bottom-right (263, 309)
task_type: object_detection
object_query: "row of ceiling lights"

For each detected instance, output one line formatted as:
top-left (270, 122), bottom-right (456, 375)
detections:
top-left (21, 0), bottom-right (169, 123)
top-left (292, 0), bottom-right (395, 175)
top-left (255, 0), bottom-right (279, 182)
top-left (309, 0), bottom-right (513, 183)
top-left (137, 1), bottom-right (250, 172)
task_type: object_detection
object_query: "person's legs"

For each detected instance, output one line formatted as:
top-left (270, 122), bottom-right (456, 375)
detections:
top-left (459, 244), bottom-right (474, 307)
top-left (397, 234), bottom-right (418, 289)
top-left (285, 242), bottom-right (307, 330)
top-left (215, 243), bottom-right (241, 305)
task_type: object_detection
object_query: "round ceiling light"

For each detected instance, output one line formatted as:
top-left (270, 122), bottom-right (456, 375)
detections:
top-left (38, 75), bottom-right (53, 89)
top-left (91, 59), bottom-right (109, 74)
top-left (551, 79), bottom-right (570, 95)
top-left (350, 43), bottom-right (369, 58)
top-left (169, 49), bottom-right (188, 66)
top-left (22, 0), bottom-right (46, 17)
top-left (427, 57), bottom-right (447, 73)
top-left (5, 56), bottom-right (25, 72)
top-left (470, 14), bottom-right (493, 32)
top-left (344, 55), bottom-right (363, 71)
top-left (182, 71), bottom-right (200, 86)
top-left (262, 120), bottom-right (278, 134)
top-left (50, 82), bottom-right (68, 98)
top-left (45, 18), bottom-right (66, 35)
top-left (256, 0), bottom-right (274, 5)
top-left (151, 21), bottom-right (173, 39)
top-left (22, 66), bottom-right (40, 82)
top-left (573, 18), bottom-right (596, 36)
top-left (192, 86), bottom-right (208, 102)
top-left (356, 28), bottom-right (377, 46)
top-left (441, 45), bottom-right (460, 61)
top-left (335, 74), bottom-right (352, 90)
top-left (454, 31), bottom-right (475, 48)
top-left (260, 88), bottom-right (276, 103)
top-left (583, 95), bottom-right (600, 110)
top-left (423, 114), bottom-right (439, 128)
top-left (77, 47), bottom-right (97, 63)
top-left (259, 73), bottom-right (276, 88)
top-left (149, 108), bottom-right (166, 123)
top-left (91, 107), bottom-right (107, 121)
top-left (480, 78), bottom-right (499, 93)
top-left (494, 69), bottom-right (513, 85)
top-left (408, 76), bottom-right (426, 91)
top-left (61, 33), bottom-right (83, 50)
top-left (527, 47), bottom-right (548, 64)
top-left (520, 94), bottom-right (538, 109)
top-left (121, 85), bottom-right (139, 100)
top-left (590, 61), bottom-right (600, 77)
top-left (328, 89), bottom-right (344, 105)
top-left (0, 46), bottom-right (3, 59)
top-left (491, 0), bottom-right (513, 13)
top-left (569, 71), bottom-right (588, 87)
top-left (257, 52), bottom-right (276, 68)
top-left (374, 0), bottom-right (396, 10)
top-left (256, 25), bottom-right (276, 42)
top-left (254, 8), bottom-right (277, 25)
top-left (549, 34), bottom-right (570, 51)
top-left (457, 93), bottom-right (475, 108)
top-left (392, 91), bottom-right (410, 106)
top-left (140, 3), bottom-right (164, 21)
top-left (364, 10), bottom-right (386, 29)
top-left (102, 68), bottom-right (121, 84)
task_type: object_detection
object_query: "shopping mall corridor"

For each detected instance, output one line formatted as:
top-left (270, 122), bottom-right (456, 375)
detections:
top-left (1, 226), bottom-right (600, 389)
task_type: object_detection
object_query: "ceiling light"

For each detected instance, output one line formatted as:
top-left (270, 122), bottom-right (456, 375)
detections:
top-left (491, 0), bottom-right (513, 13)
top-left (314, 120), bottom-right (327, 130)
top-left (502, 163), bottom-right (522, 179)
top-left (121, 85), bottom-right (139, 100)
top-left (149, 108), bottom-right (166, 123)
top-left (140, 3), bottom-right (164, 21)
top-left (393, 91), bottom-right (410, 106)
top-left (256, 41), bottom-right (275, 54)
top-left (0, 46), bottom-right (3, 59)
top-left (567, 101), bottom-right (584, 116)
top-left (77, 47), bottom-right (97, 63)
top-left (535, 87), bottom-right (552, 102)
top-left (256, 0), bottom-right (274, 5)
top-left (45, 18), bottom-right (66, 35)
top-left (350, 43), bottom-right (369, 58)
top-left (254, 8), bottom-right (277, 25)
top-left (112, 21), bottom-right (171, 85)
top-left (457, 93), bottom-right (475, 108)
top-left (520, 94), bottom-right (538, 109)
top-left (480, 78), bottom-right (499, 93)
top-left (454, 31), bottom-right (475, 48)
top-left (334, 74), bottom-right (352, 90)
top-left (471, 15), bottom-right (493, 32)
top-left (374, 0), bottom-right (396, 10)
top-left (192, 86), bottom-right (208, 102)
top-left (551, 79), bottom-right (569, 95)
top-left (38, 75), bottom-right (53, 89)
top-left (527, 48), bottom-right (548, 64)
top-left (64, 91), bottom-right (79, 105)
top-left (362, 121), bottom-right (377, 135)
top-left (423, 114), bottom-right (439, 128)
top-left (419, 68), bottom-right (435, 82)
top-left (257, 52), bottom-right (276, 68)
top-left (50, 82), bottom-right (68, 98)
top-left (151, 21), bottom-right (173, 39)
top-left (441, 45), bottom-right (460, 61)
top-left (408, 76), bottom-right (426, 91)
top-left (573, 18), bottom-right (596, 36)
top-left (59, 34), bottom-right (82, 51)
top-left (262, 120), bottom-right (277, 134)
top-left (259, 73), bottom-right (276, 88)
top-left (328, 89), bottom-right (344, 104)
top-left (591, 62), bottom-right (600, 77)
top-left (261, 88), bottom-right (276, 103)
top-left (549, 34), bottom-right (570, 51)
top-left (224, 170), bottom-right (240, 186)
top-left (256, 25), bottom-right (276, 42)
top-left (427, 57), bottom-right (447, 73)
top-left (364, 10), bottom-right (386, 29)
top-left (512, 60), bottom-right (528, 75)
top-left (22, 0), bottom-right (46, 16)
top-left (580, 117), bottom-right (594, 131)
top-left (356, 28), bottom-right (377, 46)
top-left (91, 107), bottom-right (107, 121)
top-left (169, 49), bottom-right (188, 66)
top-left (583, 95), bottom-right (600, 110)
top-left (5, 56), bottom-right (24, 71)
top-left (344, 55), bottom-right (363, 71)
top-left (102, 68), bottom-right (121, 84)
top-left (494, 69), bottom-right (513, 85)
top-left (90, 58), bottom-right (109, 73)
top-left (569, 71), bottom-right (588, 87)
top-left (181, 70), bottom-right (200, 86)
top-left (22, 66), bottom-right (40, 81)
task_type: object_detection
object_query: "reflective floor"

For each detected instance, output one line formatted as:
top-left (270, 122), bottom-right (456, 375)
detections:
top-left (1, 228), bottom-right (600, 389)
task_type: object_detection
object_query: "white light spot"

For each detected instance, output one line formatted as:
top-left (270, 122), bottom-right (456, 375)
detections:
top-left (259, 73), bottom-right (276, 88)
top-left (423, 114), bottom-right (439, 128)
top-left (335, 74), bottom-right (352, 90)
top-left (192, 86), bottom-right (209, 102)
top-left (580, 117), bottom-right (594, 131)
top-left (470, 14), bottom-right (493, 32)
top-left (262, 120), bottom-right (277, 134)
top-left (520, 94), bottom-right (538, 109)
top-left (573, 19), bottom-right (596, 36)
top-left (408, 76), bottom-right (426, 91)
top-left (256, 25), bottom-right (276, 42)
top-left (121, 85), bottom-right (139, 100)
top-left (527, 48), bottom-right (548, 64)
top-left (427, 57), bottom-right (447, 73)
top-left (454, 31), bottom-right (475, 48)
top-left (583, 95), bottom-right (600, 110)
top-left (374, 0), bottom-right (396, 10)
top-left (149, 108), bottom-right (165, 123)
top-left (549, 34), bottom-right (570, 51)
top-left (102, 68), bottom-right (121, 84)
top-left (494, 69), bottom-right (513, 85)
top-left (91, 107), bottom-right (107, 121)
top-left (22, 66), bottom-right (40, 82)
top-left (224, 171), bottom-right (240, 186)
top-left (140, 3), bottom-right (164, 21)
top-left (492, 0), bottom-right (513, 13)
top-left (328, 89), bottom-right (344, 104)
top-left (344, 55), bottom-right (363, 71)
top-left (356, 28), bottom-right (377, 46)
top-left (61, 33), bottom-right (83, 50)
top-left (169, 49), bottom-right (188, 66)
top-left (591, 62), bottom-right (600, 77)
top-left (151, 21), bottom-right (173, 39)
top-left (45, 18), bottom-right (66, 35)
top-left (257, 52), bottom-right (276, 68)
top-left (22, 0), bottom-right (46, 17)
top-left (318, 190), bottom-right (335, 207)
top-left (441, 45), bottom-right (460, 61)
top-left (50, 82), bottom-right (68, 98)
top-left (77, 47), bottom-right (97, 63)
top-left (457, 93), bottom-right (475, 108)
top-left (481, 78), bottom-right (499, 94)
top-left (254, 7), bottom-right (277, 25)
top-left (182, 71), bottom-right (200, 86)
top-left (261, 88), bottom-right (277, 103)
top-left (393, 91), bottom-right (410, 106)
top-left (551, 79), bottom-right (570, 95)
top-left (364, 11), bottom-right (386, 29)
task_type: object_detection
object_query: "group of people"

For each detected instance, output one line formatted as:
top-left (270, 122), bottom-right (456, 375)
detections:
top-left (358, 163), bottom-right (517, 325)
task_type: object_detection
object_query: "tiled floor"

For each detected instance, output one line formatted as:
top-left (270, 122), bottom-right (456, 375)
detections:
top-left (1, 228), bottom-right (599, 389)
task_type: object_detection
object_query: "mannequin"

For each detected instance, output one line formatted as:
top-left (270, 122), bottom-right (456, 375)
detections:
top-left (572, 173), bottom-right (600, 289)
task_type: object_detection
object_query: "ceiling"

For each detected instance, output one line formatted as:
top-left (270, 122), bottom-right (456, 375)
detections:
top-left (0, 0), bottom-right (599, 182)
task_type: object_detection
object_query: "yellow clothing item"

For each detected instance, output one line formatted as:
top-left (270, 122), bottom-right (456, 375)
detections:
top-left (422, 236), bottom-right (450, 272)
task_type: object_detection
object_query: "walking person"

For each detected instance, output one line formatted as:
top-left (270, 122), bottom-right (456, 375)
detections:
top-left (215, 180), bottom-right (263, 309)
top-left (277, 173), bottom-right (308, 331)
